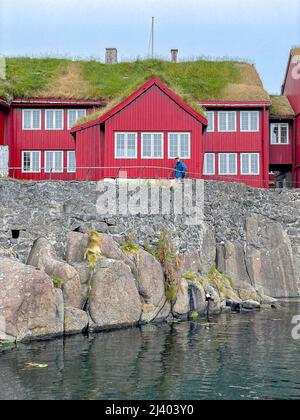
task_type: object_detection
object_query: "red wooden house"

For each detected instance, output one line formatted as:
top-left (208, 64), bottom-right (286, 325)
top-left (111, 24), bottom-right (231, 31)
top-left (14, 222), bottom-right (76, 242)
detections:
top-left (1, 49), bottom-right (300, 188)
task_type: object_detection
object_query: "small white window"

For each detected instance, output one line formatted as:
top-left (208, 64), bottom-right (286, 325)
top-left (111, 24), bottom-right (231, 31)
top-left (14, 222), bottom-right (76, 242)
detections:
top-left (22, 110), bottom-right (41, 130)
top-left (218, 112), bottom-right (237, 132)
top-left (241, 153), bottom-right (260, 175)
top-left (45, 110), bottom-right (64, 130)
top-left (240, 111), bottom-right (259, 132)
top-left (22, 151), bottom-right (41, 173)
top-left (115, 133), bottom-right (138, 159)
top-left (206, 111), bottom-right (215, 132)
top-left (203, 153), bottom-right (215, 175)
top-left (45, 151), bottom-right (64, 173)
top-left (218, 153), bottom-right (237, 175)
top-left (68, 110), bottom-right (87, 129)
top-left (141, 133), bottom-right (164, 159)
top-left (270, 123), bottom-right (289, 144)
top-left (67, 151), bottom-right (76, 173)
top-left (168, 133), bottom-right (191, 159)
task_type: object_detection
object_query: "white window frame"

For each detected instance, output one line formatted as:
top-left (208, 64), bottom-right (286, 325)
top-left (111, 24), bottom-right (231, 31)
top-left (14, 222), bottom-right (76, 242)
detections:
top-left (240, 153), bottom-right (260, 175)
top-left (45, 109), bottom-right (64, 131)
top-left (67, 109), bottom-right (87, 130)
top-left (114, 132), bottom-right (138, 159)
top-left (45, 151), bottom-right (64, 173)
top-left (270, 123), bottom-right (289, 145)
top-left (205, 111), bottom-right (215, 132)
top-left (141, 132), bottom-right (164, 159)
top-left (168, 132), bottom-right (191, 159)
top-left (240, 111), bottom-right (260, 132)
top-left (22, 151), bottom-right (41, 173)
top-left (218, 111), bottom-right (237, 132)
top-left (218, 153), bottom-right (238, 175)
top-left (67, 151), bottom-right (76, 173)
top-left (22, 109), bottom-right (41, 130)
top-left (203, 153), bottom-right (215, 175)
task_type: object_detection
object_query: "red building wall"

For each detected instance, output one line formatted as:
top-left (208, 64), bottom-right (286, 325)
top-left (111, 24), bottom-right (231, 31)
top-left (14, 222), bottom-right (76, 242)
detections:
top-left (76, 85), bottom-right (204, 180)
top-left (202, 107), bottom-right (269, 188)
top-left (269, 120), bottom-right (294, 166)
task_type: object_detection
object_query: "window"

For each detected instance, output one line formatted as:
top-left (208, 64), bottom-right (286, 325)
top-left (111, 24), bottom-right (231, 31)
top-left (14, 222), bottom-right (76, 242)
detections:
top-left (22, 110), bottom-right (41, 130)
top-left (270, 123), bottom-right (289, 144)
top-left (67, 151), bottom-right (76, 173)
top-left (206, 111), bottom-right (215, 132)
top-left (241, 153), bottom-right (260, 175)
top-left (115, 133), bottom-right (137, 159)
top-left (240, 111), bottom-right (259, 132)
top-left (218, 112), bottom-right (237, 132)
top-left (45, 110), bottom-right (64, 130)
top-left (168, 133), bottom-right (191, 159)
top-left (68, 110), bottom-right (87, 129)
top-left (141, 133), bottom-right (164, 159)
top-left (203, 153), bottom-right (215, 175)
top-left (45, 151), bottom-right (64, 173)
top-left (22, 151), bottom-right (41, 173)
top-left (218, 153), bottom-right (237, 175)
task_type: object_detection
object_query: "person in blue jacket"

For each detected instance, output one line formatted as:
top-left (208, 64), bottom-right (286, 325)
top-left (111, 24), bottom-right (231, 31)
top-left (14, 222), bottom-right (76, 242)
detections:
top-left (174, 157), bottom-right (188, 179)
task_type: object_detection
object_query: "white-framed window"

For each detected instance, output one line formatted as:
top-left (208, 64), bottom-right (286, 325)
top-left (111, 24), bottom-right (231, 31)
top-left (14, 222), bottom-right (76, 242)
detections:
top-left (270, 123), bottom-right (289, 144)
top-left (218, 153), bottom-right (237, 175)
top-left (115, 132), bottom-right (138, 159)
top-left (67, 110), bottom-right (87, 129)
top-left (168, 133), bottom-right (191, 159)
top-left (45, 110), bottom-right (64, 130)
top-left (67, 151), bottom-right (76, 173)
top-left (22, 151), bottom-right (41, 173)
top-left (241, 153), bottom-right (260, 175)
top-left (240, 111), bottom-right (259, 132)
top-left (203, 153), bottom-right (215, 175)
top-left (206, 111), bottom-right (215, 132)
top-left (45, 151), bottom-right (64, 173)
top-left (218, 112), bottom-right (237, 132)
top-left (22, 109), bottom-right (41, 130)
top-left (141, 133), bottom-right (164, 159)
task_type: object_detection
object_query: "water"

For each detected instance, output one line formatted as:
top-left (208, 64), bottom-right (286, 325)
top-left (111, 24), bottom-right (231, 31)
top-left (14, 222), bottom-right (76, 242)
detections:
top-left (1, 301), bottom-right (300, 400)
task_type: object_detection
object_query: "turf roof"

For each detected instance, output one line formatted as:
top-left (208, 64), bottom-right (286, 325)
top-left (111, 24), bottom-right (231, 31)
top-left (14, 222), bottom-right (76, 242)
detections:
top-left (270, 95), bottom-right (295, 117)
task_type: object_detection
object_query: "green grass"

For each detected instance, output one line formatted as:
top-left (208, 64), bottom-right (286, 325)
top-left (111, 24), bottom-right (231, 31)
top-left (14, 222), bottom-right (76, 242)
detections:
top-left (0, 57), bottom-right (268, 104)
top-left (270, 95), bottom-right (295, 116)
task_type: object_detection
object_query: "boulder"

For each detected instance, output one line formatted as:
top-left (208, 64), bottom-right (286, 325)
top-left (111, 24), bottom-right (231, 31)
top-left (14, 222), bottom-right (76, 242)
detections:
top-left (173, 279), bottom-right (190, 316)
top-left (245, 214), bottom-right (298, 298)
top-left (64, 307), bottom-right (89, 335)
top-left (241, 300), bottom-right (261, 310)
top-left (88, 258), bottom-right (142, 330)
top-left (188, 281), bottom-right (207, 314)
top-left (223, 241), bottom-right (254, 291)
top-left (27, 238), bottom-right (82, 308)
top-left (199, 225), bottom-right (217, 274)
top-left (0, 257), bottom-right (64, 342)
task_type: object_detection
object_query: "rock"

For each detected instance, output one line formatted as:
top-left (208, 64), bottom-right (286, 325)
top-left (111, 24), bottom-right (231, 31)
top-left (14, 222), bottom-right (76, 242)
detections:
top-left (27, 238), bottom-right (82, 309)
top-left (64, 307), bottom-right (89, 335)
top-left (241, 300), bottom-right (261, 310)
top-left (141, 301), bottom-right (171, 323)
top-left (188, 281), bottom-right (207, 314)
top-left (173, 279), bottom-right (190, 316)
top-left (245, 214), bottom-right (298, 298)
top-left (0, 257), bottom-right (64, 342)
top-left (206, 286), bottom-right (223, 314)
top-left (88, 258), bottom-right (142, 330)
top-left (65, 232), bottom-right (89, 264)
top-left (223, 241), bottom-right (254, 290)
top-left (199, 225), bottom-right (216, 274)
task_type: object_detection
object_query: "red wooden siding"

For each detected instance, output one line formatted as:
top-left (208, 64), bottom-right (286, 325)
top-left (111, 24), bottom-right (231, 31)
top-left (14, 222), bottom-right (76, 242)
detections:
top-left (269, 121), bottom-right (293, 165)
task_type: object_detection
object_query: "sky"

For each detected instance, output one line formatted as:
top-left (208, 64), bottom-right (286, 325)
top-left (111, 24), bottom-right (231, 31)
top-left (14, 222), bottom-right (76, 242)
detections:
top-left (0, 0), bottom-right (300, 94)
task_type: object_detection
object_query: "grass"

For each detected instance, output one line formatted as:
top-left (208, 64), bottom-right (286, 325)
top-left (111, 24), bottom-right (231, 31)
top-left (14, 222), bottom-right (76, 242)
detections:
top-left (51, 275), bottom-right (64, 289)
top-left (0, 57), bottom-right (269, 112)
top-left (121, 232), bottom-right (140, 255)
top-left (270, 95), bottom-right (295, 116)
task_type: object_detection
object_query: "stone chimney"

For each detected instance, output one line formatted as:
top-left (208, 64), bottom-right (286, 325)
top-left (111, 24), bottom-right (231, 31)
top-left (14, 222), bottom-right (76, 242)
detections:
top-left (171, 49), bottom-right (178, 63)
top-left (105, 48), bottom-right (118, 64)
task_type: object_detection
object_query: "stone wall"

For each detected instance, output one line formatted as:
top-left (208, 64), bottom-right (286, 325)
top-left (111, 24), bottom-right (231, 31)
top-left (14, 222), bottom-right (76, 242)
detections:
top-left (0, 179), bottom-right (299, 295)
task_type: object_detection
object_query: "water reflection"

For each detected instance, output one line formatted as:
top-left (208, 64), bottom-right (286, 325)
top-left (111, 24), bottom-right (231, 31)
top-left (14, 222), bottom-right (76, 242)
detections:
top-left (1, 303), bottom-right (300, 400)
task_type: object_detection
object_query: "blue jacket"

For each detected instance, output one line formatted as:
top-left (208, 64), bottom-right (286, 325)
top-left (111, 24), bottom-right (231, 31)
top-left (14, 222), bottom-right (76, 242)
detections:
top-left (174, 161), bottom-right (188, 179)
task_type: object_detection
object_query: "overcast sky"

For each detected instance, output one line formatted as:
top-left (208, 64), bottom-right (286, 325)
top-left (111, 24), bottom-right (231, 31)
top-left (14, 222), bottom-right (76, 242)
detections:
top-left (0, 0), bottom-right (299, 93)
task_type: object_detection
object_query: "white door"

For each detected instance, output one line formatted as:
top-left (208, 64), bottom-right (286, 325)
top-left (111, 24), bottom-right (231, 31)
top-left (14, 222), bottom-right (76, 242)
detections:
top-left (0, 146), bottom-right (9, 177)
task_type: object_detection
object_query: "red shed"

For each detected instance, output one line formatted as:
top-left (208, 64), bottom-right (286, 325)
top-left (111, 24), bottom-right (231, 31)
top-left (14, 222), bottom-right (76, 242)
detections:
top-left (71, 77), bottom-right (207, 180)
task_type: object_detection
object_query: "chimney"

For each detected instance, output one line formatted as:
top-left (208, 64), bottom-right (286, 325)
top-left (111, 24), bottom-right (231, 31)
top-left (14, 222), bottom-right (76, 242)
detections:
top-left (171, 49), bottom-right (178, 63)
top-left (105, 48), bottom-right (118, 64)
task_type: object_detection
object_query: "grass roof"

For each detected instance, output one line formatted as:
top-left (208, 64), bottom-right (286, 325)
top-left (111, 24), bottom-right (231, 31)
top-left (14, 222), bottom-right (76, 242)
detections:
top-left (0, 57), bottom-right (269, 102)
top-left (270, 95), bottom-right (295, 117)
